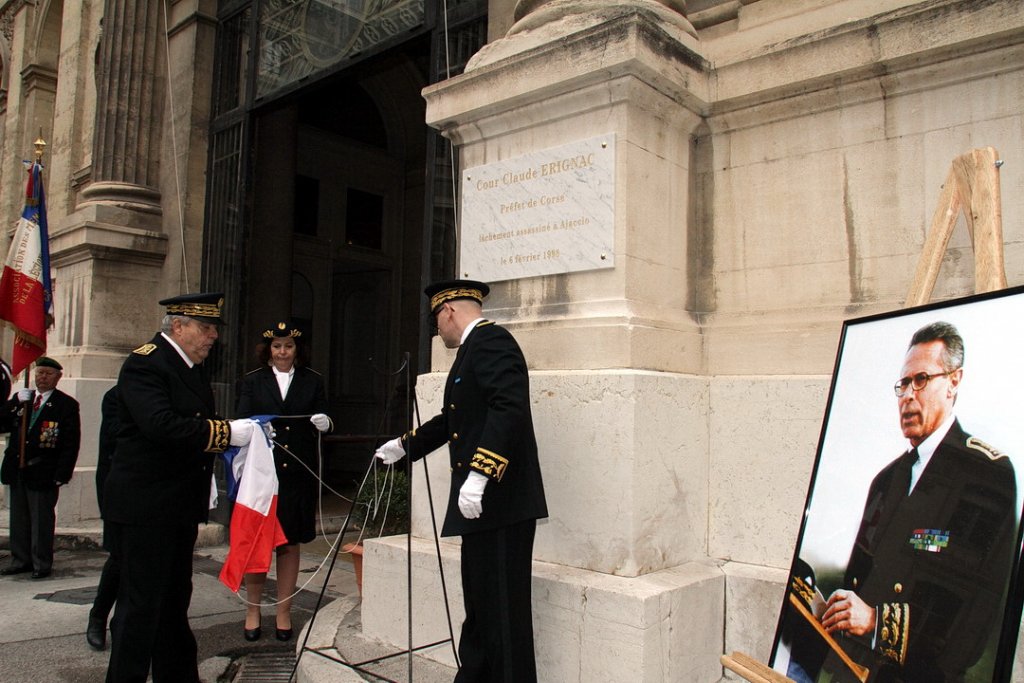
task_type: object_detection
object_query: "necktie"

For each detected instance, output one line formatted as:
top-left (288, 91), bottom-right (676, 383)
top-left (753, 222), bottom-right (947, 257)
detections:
top-left (32, 394), bottom-right (42, 412)
top-left (907, 447), bottom-right (921, 494)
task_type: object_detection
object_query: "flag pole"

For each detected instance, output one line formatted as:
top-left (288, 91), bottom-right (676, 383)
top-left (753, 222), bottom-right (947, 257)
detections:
top-left (17, 136), bottom-right (46, 469)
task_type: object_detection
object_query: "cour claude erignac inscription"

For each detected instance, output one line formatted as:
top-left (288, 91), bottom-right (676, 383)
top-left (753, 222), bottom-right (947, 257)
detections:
top-left (460, 134), bottom-right (616, 282)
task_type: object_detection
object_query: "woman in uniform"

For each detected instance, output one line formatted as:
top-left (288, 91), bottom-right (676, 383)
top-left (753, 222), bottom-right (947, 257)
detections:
top-left (235, 322), bottom-right (332, 641)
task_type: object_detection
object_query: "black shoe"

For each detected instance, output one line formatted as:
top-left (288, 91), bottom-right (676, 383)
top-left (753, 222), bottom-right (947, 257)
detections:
top-left (31, 570), bottom-right (51, 579)
top-left (86, 616), bottom-right (107, 650)
top-left (243, 627), bottom-right (261, 642)
top-left (275, 628), bottom-right (293, 642)
top-left (0, 565), bottom-right (31, 576)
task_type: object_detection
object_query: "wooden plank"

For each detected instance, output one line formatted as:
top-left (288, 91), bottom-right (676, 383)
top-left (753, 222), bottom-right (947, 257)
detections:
top-left (906, 147), bottom-right (1007, 307)
top-left (906, 166), bottom-right (961, 307)
top-left (967, 147), bottom-right (1007, 292)
top-left (721, 653), bottom-right (775, 683)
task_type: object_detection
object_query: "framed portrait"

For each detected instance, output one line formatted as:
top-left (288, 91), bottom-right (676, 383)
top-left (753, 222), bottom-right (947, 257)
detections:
top-left (770, 285), bottom-right (1024, 683)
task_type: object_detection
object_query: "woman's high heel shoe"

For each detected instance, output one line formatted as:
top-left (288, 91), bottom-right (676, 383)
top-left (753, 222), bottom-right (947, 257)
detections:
top-left (275, 627), bottom-right (293, 641)
top-left (244, 626), bottom-right (262, 641)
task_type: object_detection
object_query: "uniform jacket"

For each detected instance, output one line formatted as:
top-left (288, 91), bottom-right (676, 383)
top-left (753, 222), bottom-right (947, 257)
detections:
top-left (235, 365), bottom-right (331, 478)
top-left (843, 420), bottom-right (1016, 682)
top-left (0, 388), bottom-right (80, 490)
top-left (405, 321), bottom-right (547, 537)
top-left (103, 333), bottom-right (230, 527)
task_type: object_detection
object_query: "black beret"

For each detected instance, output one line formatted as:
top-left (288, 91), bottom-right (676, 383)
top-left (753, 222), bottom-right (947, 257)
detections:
top-left (35, 356), bottom-right (63, 371)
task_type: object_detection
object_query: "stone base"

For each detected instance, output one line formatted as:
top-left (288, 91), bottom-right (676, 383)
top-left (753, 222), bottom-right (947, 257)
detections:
top-left (361, 535), bottom-right (727, 682)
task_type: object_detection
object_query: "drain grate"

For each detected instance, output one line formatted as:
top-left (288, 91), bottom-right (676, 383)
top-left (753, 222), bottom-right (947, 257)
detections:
top-left (233, 651), bottom-right (297, 682)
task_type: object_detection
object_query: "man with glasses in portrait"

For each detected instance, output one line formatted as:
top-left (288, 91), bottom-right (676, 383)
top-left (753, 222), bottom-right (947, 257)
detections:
top-left (803, 321), bottom-right (1018, 682)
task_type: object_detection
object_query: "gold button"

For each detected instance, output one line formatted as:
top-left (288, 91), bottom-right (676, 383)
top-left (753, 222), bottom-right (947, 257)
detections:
top-left (852, 577), bottom-right (858, 588)
top-left (282, 462), bottom-right (288, 468)
top-left (284, 426), bottom-right (290, 431)
top-left (452, 432), bottom-right (459, 440)
top-left (195, 412), bottom-right (201, 417)
top-left (449, 404), bottom-right (455, 410)
top-left (456, 462), bottom-right (462, 468)
top-left (894, 582), bottom-right (902, 594)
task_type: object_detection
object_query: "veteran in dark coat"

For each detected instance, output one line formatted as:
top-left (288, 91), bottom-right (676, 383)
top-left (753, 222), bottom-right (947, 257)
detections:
top-left (102, 293), bottom-right (254, 683)
top-left (235, 321), bottom-right (332, 641)
top-left (813, 321), bottom-right (1017, 683)
top-left (375, 280), bottom-right (548, 683)
top-left (0, 356), bottom-right (80, 579)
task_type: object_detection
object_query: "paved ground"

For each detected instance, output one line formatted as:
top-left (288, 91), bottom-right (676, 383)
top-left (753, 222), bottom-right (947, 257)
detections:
top-left (0, 506), bottom-right (458, 683)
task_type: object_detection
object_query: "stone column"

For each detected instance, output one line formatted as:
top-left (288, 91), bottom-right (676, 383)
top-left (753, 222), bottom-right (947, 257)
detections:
top-left (78, 0), bottom-right (164, 214)
top-left (47, 0), bottom-right (220, 526)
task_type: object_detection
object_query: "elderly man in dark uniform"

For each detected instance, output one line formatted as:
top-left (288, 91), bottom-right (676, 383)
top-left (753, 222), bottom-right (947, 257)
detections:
top-left (102, 293), bottom-right (255, 683)
top-left (375, 279), bottom-right (548, 683)
top-left (0, 356), bottom-right (80, 579)
top-left (805, 321), bottom-right (1017, 683)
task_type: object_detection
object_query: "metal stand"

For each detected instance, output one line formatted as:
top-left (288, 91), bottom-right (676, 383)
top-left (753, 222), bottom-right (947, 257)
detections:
top-left (290, 352), bottom-right (458, 682)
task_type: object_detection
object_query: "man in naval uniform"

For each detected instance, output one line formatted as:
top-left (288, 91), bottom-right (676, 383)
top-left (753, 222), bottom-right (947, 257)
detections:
top-left (102, 292), bottom-right (256, 683)
top-left (375, 279), bottom-right (548, 683)
top-left (813, 321), bottom-right (1017, 682)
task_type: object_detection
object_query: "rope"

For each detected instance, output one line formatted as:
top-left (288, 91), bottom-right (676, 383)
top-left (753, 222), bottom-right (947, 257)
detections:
top-left (161, 0), bottom-right (190, 290)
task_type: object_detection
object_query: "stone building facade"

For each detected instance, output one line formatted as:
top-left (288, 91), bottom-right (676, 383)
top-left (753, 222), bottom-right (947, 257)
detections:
top-left (2, 0), bottom-right (1023, 680)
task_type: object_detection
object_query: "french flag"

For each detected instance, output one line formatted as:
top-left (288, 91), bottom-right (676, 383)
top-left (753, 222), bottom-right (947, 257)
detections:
top-left (219, 418), bottom-right (288, 591)
top-left (0, 161), bottom-right (53, 375)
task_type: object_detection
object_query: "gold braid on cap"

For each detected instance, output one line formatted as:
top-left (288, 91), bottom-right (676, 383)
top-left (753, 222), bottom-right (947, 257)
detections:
top-left (262, 323), bottom-right (302, 339)
top-left (166, 303), bottom-right (222, 318)
top-left (430, 287), bottom-right (484, 312)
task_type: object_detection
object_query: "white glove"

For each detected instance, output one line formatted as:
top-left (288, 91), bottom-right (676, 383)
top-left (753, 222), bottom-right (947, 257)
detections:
top-left (229, 419), bottom-right (254, 446)
top-left (374, 437), bottom-right (405, 465)
top-left (310, 413), bottom-right (331, 432)
top-left (17, 388), bottom-right (33, 402)
top-left (458, 471), bottom-right (488, 519)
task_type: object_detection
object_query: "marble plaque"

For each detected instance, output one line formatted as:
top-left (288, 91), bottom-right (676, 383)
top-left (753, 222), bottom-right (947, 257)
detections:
top-left (460, 134), bottom-right (616, 282)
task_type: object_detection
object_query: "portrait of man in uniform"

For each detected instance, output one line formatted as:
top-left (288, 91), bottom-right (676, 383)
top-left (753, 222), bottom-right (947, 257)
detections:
top-left (771, 289), bottom-right (1024, 683)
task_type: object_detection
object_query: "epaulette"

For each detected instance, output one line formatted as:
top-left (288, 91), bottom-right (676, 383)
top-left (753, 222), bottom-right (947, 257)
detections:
top-left (967, 436), bottom-right (1008, 461)
top-left (132, 343), bottom-right (157, 356)
top-left (477, 320), bottom-right (495, 327)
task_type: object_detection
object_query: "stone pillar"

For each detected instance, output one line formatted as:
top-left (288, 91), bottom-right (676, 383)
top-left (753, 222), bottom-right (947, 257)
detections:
top-left (79, 0), bottom-right (164, 214)
top-left (361, 4), bottom-right (722, 681)
top-left (45, 0), bottom-right (218, 526)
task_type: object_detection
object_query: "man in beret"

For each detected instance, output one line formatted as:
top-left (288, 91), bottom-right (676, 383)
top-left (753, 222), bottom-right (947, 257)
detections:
top-left (375, 279), bottom-right (548, 682)
top-left (0, 356), bottom-right (81, 579)
top-left (102, 292), bottom-right (255, 683)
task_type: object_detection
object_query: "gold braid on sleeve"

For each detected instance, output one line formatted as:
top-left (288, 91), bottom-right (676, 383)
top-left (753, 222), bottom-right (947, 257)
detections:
top-left (206, 419), bottom-right (231, 453)
top-left (470, 447), bottom-right (509, 481)
top-left (878, 602), bottom-right (910, 665)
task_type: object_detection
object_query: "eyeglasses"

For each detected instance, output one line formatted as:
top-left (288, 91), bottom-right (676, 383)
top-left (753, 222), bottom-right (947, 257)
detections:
top-left (893, 370), bottom-right (957, 397)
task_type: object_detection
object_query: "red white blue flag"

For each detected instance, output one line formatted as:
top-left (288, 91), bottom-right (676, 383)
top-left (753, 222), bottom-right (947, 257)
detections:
top-left (0, 161), bottom-right (52, 375)
top-left (220, 418), bottom-right (288, 591)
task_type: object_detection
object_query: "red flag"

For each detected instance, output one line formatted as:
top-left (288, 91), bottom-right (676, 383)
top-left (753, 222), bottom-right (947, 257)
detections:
top-left (0, 162), bottom-right (52, 374)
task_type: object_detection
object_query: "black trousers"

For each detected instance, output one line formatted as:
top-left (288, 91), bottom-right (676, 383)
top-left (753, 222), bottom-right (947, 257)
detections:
top-left (7, 478), bottom-right (58, 573)
top-left (105, 522), bottom-right (200, 683)
top-left (455, 519), bottom-right (538, 683)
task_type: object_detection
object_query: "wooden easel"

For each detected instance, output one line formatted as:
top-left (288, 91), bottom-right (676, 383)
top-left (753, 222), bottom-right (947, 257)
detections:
top-left (721, 147), bottom-right (1007, 682)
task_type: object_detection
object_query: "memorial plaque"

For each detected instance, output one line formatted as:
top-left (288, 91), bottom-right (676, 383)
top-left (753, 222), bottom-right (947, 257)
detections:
top-left (459, 134), bottom-right (616, 282)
